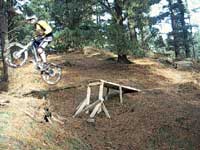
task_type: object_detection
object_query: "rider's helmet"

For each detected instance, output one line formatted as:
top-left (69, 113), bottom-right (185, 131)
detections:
top-left (26, 15), bottom-right (38, 24)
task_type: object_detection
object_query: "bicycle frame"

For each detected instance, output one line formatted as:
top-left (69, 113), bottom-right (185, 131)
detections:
top-left (10, 39), bottom-right (42, 67)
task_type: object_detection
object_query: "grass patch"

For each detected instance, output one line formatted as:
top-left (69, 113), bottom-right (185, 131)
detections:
top-left (67, 138), bottom-right (91, 150)
top-left (147, 125), bottom-right (194, 150)
top-left (0, 112), bottom-right (12, 133)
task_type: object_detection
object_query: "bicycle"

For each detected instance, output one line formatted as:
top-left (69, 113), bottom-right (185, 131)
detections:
top-left (5, 39), bottom-right (62, 85)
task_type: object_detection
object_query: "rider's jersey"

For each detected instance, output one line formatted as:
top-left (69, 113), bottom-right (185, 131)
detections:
top-left (35, 20), bottom-right (52, 36)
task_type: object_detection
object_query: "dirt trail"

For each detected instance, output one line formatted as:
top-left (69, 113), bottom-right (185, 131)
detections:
top-left (0, 51), bottom-right (200, 149)
top-left (133, 58), bottom-right (195, 84)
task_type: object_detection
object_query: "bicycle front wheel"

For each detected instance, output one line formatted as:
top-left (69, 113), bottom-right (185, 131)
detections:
top-left (5, 42), bottom-right (28, 68)
top-left (41, 63), bottom-right (62, 85)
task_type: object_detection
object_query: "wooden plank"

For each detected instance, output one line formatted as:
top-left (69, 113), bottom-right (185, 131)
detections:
top-left (104, 84), bottom-right (140, 92)
top-left (105, 87), bottom-right (110, 100)
top-left (88, 82), bottom-right (101, 87)
top-left (119, 86), bottom-right (123, 104)
top-left (102, 103), bottom-right (110, 118)
top-left (73, 99), bottom-right (88, 117)
top-left (90, 102), bottom-right (102, 118)
top-left (98, 82), bottom-right (104, 101)
top-left (82, 100), bottom-right (101, 112)
top-left (76, 100), bottom-right (84, 110)
top-left (85, 86), bottom-right (91, 114)
top-left (100, 80), bottom-right (141, 93)
top-left (121, 85), bottom-right (141, 92)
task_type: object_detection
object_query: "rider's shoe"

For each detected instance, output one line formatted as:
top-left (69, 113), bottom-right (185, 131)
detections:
top-left (41, 63), bottom-right (55, 76)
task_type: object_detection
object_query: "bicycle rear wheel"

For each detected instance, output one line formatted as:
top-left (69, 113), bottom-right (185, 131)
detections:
top-left (5, 43), bottom-right (28, 68)
top-left (41, 63), bottom-right (62, 85)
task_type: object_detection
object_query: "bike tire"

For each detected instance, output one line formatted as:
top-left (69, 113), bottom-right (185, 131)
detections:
top-left (5, 42), bottom-right (28, 68)
top-left (41, 63), bottom-right (62, 85)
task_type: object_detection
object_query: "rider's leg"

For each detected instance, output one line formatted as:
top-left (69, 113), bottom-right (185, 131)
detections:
top-left (37, 47), bottom-right (47, 63)
top-left (38, 36), bottom-right (52, 63)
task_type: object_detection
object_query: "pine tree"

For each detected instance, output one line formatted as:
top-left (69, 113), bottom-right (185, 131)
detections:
top-left (167, 0), bottom-right (192, 58)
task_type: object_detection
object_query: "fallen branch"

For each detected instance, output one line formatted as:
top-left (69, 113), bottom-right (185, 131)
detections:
top-left (24, 107), bottom-right (65, 125)
top-left (51, 115), bottom-right (64, 125)
top-left (23, 84), bottom-right (83, 97)
top-left (24, 110), bottom-right (44, 123)
top-left (0, 103), bottom-right (9, 107)
top-left (0, 100), bottom-right (10, 107)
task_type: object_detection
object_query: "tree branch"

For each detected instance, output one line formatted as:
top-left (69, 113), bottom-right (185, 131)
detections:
top-left (98, 0), bottom-right (118, 21)
top-left (98, 0), bottom-right (112, 12)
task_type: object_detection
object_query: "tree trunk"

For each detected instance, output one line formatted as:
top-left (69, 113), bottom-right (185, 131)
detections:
top-left (177, 0), bottom-right (190, 58)
top-left (185, 0), bottom-right (196, 59)
top-left (117, 54), bottom-right (132, 64)
top-left (114, 0), bottom-right (131, 63)
top-left (168, 0), bottom-right (180, 59)
top-left (127, 18), bottom-right (138, 48)
top-left (0, 0), bottom-right (8, 81)
top-left (1, 31), bottom-right (9, 82)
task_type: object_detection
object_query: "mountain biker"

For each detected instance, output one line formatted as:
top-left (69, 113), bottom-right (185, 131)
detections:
top-left (26, 15), bottom-right (53, 70)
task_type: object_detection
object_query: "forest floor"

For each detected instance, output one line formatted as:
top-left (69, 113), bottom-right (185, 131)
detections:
top-left (0, 48), bottom-right (200, 150)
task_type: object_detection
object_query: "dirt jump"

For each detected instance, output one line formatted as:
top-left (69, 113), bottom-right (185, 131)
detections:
top-left (0, 48), bottom-right (200, 149)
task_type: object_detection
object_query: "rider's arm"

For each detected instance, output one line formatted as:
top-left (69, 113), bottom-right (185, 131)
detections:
top-left (44, 25), bottom-right (52, 35)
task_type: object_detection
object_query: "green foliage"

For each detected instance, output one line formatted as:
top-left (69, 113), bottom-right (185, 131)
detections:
top-left (5, 0), bottom-right (198, 59)
top-left (54, 22), bottom-right (102, 51)
top-left (50, 0), bottom-right (99, 50)
top-left (148, 27), bottom-right (166, 52)
top-left (132, 48), bottom-right (146, 57)
top-left (52, 0), bottom-right (93, 28)
top-left (155, 0), bottom-right (193, 58)
top-left (106, 23), bottom-right (134, 55)
top-left (8, 0), bottom-right (54, 43)
top-left (27, 0), bottom-right (53, 20)
top-left (11, 18), bottom-right (33, 43)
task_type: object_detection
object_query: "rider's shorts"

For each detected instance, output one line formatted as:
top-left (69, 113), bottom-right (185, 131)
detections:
top-left (39, 35), bottom-right (53, 49)
top-left (34, 34), bottom-right (53, 49)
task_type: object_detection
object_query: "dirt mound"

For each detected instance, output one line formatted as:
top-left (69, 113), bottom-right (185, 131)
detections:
top-left (1, 51), bottom-right (200, 149)
top-left (83, 47), bottom-right (116, 58)
top-left (178, 82), bottom-right (199, 92)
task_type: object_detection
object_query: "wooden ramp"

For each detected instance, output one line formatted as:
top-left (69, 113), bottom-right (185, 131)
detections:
top-left (73, 79), bottom-right (141, 119)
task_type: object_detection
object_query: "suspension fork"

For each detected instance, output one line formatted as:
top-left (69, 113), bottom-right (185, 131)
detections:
top-left (32, 45), bottom-right (40, 64)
